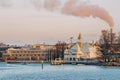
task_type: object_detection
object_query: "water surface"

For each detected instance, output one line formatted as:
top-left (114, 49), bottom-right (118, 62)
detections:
top-left (0, 62), bottom-right (120, 80)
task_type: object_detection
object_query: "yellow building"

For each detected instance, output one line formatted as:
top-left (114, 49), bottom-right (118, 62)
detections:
top-left (3, 48), bottom-right (48, 62)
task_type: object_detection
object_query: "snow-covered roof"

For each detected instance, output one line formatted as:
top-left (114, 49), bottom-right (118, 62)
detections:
top-left (64, 42), bottom-right (96, 54)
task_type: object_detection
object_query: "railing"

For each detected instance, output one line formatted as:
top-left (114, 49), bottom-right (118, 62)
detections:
top-left (6, 60), bottom-right (48, 63)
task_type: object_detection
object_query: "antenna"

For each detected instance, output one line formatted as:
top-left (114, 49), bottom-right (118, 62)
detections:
top-left (70, 37), bottom-right (73, 44)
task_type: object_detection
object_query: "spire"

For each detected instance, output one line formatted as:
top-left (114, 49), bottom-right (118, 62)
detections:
top-left (78, 33), bottom-right (82, 40)
top-left (78, 33), bottom-right (82, 47)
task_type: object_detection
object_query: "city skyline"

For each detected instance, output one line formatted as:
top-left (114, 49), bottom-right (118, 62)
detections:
top-left (0, 0), bottom-right (120, 45)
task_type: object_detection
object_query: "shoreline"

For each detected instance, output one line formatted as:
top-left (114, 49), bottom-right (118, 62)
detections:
top-left (1, 60), bottom-right (120, 67)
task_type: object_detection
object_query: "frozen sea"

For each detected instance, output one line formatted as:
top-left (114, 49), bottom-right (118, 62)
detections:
top-left (0, 62), bottom-right (120, 80)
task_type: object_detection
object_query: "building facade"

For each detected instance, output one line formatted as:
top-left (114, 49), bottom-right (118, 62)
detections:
top-left (3, 48), bottom-right (49, 62)
top-left (64, 34), bottom-right (101, 62)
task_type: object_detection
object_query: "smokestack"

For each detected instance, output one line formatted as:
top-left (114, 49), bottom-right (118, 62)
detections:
top-left (70, 37), bottom-right (73, 44)
top-left (110, 27), bottom-right (113, 47)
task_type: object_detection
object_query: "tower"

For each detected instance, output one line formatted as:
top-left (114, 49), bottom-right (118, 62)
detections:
top-left (78, 33), bottom-right (82, 47)
top-left (70, 37), bottom-right (73, 44)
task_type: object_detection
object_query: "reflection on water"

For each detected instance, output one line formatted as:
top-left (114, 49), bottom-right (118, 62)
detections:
top-left (0, 62), bottom-right (120, 80)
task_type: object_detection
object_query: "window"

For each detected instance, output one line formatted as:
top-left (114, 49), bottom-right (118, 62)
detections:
top-left (12, 51), bottom-right (16, 53)
top-left (73, 58), bottom-right (75, 61)
top-left (66, 58), bottom-right (68, 60)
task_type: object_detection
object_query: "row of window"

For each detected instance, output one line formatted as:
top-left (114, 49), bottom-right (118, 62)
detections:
top-left (66, 57), bottom-right (76, 61)
top-left (11, 54), bottom-right (47, 57)
top-left (64, 54), bottom-right (76, 55)
top-left (66, 58), bottom-right (91, 61)
top-left (11, 51), bottom-right (45, 54)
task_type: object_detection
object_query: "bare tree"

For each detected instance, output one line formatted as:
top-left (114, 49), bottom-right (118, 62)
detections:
top-left (118, 32), bottom-right (120, 44)
top-left (55, 42), bottom-right (67, 60)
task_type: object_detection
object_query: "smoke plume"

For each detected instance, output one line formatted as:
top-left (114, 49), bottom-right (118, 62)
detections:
top-left (44, 0), bottom-right (60, 11)
top-left (62, 0), bottom-right (114, 27)
top-left (0, 0), bottom-right (12, 7)
top-left (44, 0), bottom-right (114, 27)
top-left (0, 0), bottom-right (114, 27)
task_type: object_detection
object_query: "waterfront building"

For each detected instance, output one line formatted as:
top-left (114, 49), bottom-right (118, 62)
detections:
top-left (2, 43), bottom-right (56, 62)
top-left (64, 34), bottom-right (102, 62)
top-left (3, 48), bottom-right (48, 62)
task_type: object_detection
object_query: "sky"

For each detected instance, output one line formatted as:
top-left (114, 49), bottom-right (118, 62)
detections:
top-left (0, 0), bottom-right (120, 45)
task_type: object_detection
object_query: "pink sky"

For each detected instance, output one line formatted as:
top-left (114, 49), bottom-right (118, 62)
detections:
top-left (0, 0), bottom-right (120, 45)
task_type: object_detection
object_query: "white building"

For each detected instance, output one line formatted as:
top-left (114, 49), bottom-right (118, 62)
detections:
top-left (64, 34), bottom-right (101, 62)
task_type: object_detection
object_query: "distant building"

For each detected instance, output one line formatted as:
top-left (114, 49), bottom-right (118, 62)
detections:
top-left (0, 43), bottom-right (10, 60)
top-left (2, 48), bottom-right (48, 62)
top-left (34, 44), bottom-right (55, 50)
top-left (0, 43), bottom-right (9, 48)
top-left (64, 34), bottom-right (101, 62)
top-left (2, 44), bottom-right (56, 62)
